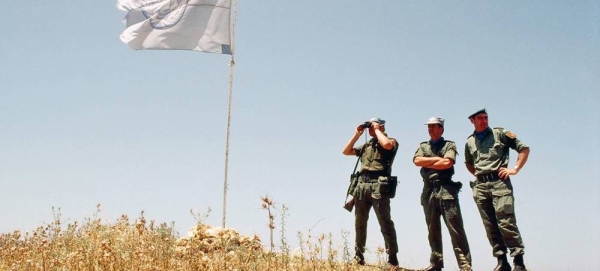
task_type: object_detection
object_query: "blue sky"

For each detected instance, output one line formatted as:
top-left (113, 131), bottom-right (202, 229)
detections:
top-left (1, 1), bottom-right (598, 270)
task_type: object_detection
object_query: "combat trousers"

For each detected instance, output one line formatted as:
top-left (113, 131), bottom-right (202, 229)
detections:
top-left (354, 181), bottom-right (398, 256)
top-left (422, 185), bottom-right (471, 268)
top-left (472, 178), bottom-right (525, 257)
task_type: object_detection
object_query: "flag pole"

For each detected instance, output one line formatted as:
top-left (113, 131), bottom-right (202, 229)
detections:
top-left (222, 0), bottom-right (238, 228)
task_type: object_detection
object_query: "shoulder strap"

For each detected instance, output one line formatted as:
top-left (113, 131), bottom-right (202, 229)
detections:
top-left (352, 144), bottom-right (366, 174)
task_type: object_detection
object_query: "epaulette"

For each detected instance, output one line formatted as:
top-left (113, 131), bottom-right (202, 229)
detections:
top-left (467, 134), bottom-right (474, 139)
top-left (420, 141), bottom-right (428, 144)
top-left (494, 127), bottom-right (516, 139)
top-left (505, 130), bottom-right (517, 139)
top-left (444, 140), bottom-right (455, 143)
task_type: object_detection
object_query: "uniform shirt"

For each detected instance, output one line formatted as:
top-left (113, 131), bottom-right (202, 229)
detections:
top-left (413, 137), bottom-right (456, 180)
top-left (354, 138), bottom-right (397, 174)
top-left (464, 127), bottom-right (529, 175)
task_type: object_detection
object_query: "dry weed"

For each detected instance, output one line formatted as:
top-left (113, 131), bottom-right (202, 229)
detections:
top-left (0, 204), bottom-right (410, 271)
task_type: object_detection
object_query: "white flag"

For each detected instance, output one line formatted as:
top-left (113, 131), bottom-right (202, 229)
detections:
top-left (118, 0), bottom-right (231, 54)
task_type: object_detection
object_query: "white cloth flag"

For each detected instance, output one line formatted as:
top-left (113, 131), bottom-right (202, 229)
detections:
top-left (118, 0), bottom-right (231, 54)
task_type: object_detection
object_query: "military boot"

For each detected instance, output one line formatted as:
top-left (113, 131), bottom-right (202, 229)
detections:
top-left (354, 250), bottom-right (365, 265)
top-left (388, 253), bottom-right (399, 266)
top-left (493, 254), bottom-right (511, 271)
top-left (512, 254), bottom-right (526, 271)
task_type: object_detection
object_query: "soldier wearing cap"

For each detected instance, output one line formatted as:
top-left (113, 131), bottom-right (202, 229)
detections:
top-left (464, 109), bottom-right (530, 271)
top-left (342, 117), bottom-right (400, 269)
top-left (413, 117), bottom-right (472, 271)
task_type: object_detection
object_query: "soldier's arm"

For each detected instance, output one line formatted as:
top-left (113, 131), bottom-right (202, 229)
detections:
top-left (499, 147), bottom-right (530, 179)
top-left (464, 141), bottom-right (476, 176)
top-left (373, 123), bottom-right (394, 150)
top-left (414, 156), bottom-right (451, 168)
top-left (342, 125), bottom-right (365, 156)
top-left (426, 158), bottom-right (454, 170)
top-left (465, 163), bottom-right (476, 176)
top-left (431, 142), bottom-right (457, 169)
top-left (413, 144), bottom-right (435, 167)
top-left (413, 156), bottom-right (438, 167)
top-left (514, 147), bottom-right (530, 171)
top-left (418, 141), bottom-right (455, 169)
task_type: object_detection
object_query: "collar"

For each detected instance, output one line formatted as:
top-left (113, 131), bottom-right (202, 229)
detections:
top-left (473, 127), bottom-right (492, 141)
top-left (429, 137), bottom-right (444, 145)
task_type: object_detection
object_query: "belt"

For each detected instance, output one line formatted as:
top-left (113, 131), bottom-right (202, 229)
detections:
top-left (477, 172), bottom-right (500, 183)
top-left (359, 171), bottom-right (386, 182)
top-left (360, 170), bottom-right (386, 176)
top-left (427, 178), bottom-right (452, 186)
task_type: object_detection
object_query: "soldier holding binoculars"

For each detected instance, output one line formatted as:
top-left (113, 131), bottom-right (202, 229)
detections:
top-left (342, 118), bottom-right (399, 269)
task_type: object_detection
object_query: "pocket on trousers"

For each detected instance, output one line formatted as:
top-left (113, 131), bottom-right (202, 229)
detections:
top-left (375, 176), bottom-right (387, 195)
top-left (441, 185), bottom-right (458, 200)
top-left (492, 189), bottom-right (514, 214)
top-left (377, 176), bottom-right (398, 198)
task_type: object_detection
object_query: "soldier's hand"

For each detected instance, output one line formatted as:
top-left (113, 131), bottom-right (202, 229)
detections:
top-left (371, 122), bottom-right (383, 131)
top-left (355, 124), bottom-right (366, 135)
top-left (498, 167), bottom-right (517, 179)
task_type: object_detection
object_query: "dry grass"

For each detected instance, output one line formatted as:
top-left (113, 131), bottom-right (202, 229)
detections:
top-left (0, 203), bottom-right (417, 271)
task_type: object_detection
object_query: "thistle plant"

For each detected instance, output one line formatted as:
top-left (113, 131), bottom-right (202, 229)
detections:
top-left (260, 195), bottom-right (276, 253)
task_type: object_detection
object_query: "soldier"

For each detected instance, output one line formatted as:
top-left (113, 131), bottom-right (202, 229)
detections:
top-left (342, 118), bottom-right (399, 269)
top-left (464, 109), bottom-right (530, 271)
top-left (413, 117), bottom-right (472, 271)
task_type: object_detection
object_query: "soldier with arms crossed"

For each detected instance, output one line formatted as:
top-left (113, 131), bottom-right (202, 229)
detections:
top-left (342, 118), bottom-right (400, 269)
top-left (413, 117), bottom-right (472, 271)
top-left (464, 109), bottom-right (530, 271)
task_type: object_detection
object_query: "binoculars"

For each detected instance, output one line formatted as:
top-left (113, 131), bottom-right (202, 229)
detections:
top-left (360, 121), bottom-right (372, 128)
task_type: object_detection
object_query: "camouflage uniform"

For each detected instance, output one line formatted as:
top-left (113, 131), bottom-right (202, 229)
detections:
top-left (464, 127), bottom-right (528, 257)
top-left (414, 138), bottom-right (471, 269)
top-left (353, 137), bottom-right (398, 260)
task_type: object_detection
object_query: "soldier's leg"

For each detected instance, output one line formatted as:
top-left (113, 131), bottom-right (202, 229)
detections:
top-left (473, 183), bottom-right (507, 256)
top-left (373, 196), bottom-right (398, 256)
top-left (354, 191), bottom-right (372, 262)
top-left (441, 198), bottom-right (472, 268)
top-left (491, 180), bottom-right (525, 257)
top-left (423, 192), bottom-right (444, 268)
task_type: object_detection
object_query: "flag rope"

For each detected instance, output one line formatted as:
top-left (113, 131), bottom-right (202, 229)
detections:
top-left (222, 0), bottom-right (238, 228)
